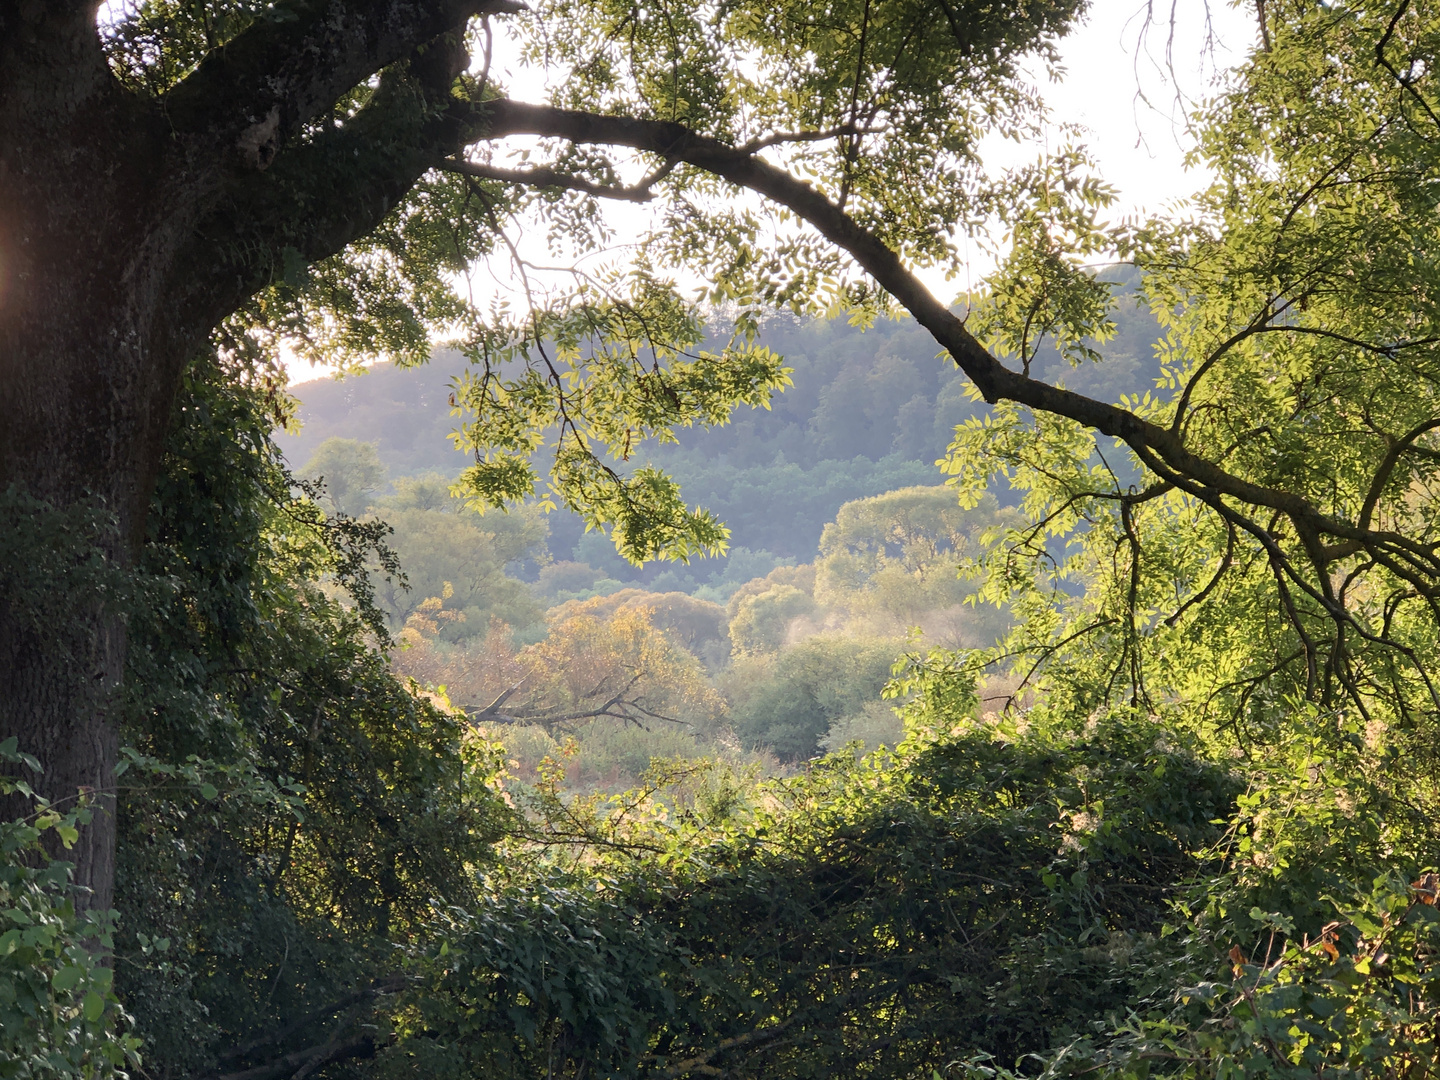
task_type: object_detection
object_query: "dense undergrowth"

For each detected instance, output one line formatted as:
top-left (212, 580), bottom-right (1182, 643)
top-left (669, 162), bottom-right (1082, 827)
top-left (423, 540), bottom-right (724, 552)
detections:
top-left (6, 361), bottom-right (1440, 1080)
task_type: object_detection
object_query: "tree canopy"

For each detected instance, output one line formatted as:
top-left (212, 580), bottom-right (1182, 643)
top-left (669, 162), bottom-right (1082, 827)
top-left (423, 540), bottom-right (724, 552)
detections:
top-left (1, 0), bottom-right (1084, 915)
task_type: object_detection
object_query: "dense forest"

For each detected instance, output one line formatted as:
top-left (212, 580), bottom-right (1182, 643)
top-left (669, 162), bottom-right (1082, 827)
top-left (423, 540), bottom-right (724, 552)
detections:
top-left (271, 306), bottom-right (1130, 782)
top-left (7, 3), bottom-right (1440, 1080)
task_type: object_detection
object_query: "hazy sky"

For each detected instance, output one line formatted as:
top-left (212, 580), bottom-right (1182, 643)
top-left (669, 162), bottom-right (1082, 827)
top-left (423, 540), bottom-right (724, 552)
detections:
top-left (285, 1), bottom-right (1257, 385)
top-left (1031, 1), bottom-right (1255, 218)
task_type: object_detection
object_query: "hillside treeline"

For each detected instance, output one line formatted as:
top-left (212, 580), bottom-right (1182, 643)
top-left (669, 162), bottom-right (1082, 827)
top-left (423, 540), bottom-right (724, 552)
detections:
top-left (381, 481), bottom-right (1018, 783)
top-left (278, 276), bottom-right (1160, 592)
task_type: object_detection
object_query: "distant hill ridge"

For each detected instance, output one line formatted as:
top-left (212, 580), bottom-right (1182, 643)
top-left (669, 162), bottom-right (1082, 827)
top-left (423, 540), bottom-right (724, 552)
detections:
top-left (278, 294), bottom-right (1162, 588)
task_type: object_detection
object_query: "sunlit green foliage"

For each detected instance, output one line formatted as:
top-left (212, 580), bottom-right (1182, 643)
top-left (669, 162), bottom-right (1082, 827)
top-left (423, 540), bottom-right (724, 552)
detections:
top-left (279, 295), bottom-right (1166, 577)
top-left (0, 741), bottom-right (139, 1080)
top-left (32, 2), bottom-right (1440, 1077)
top-left (451, 287), bottom-right (796, 563)
top-left (946, 0), bottom-right (1440, 752)
top-left (723, 637), bottom-right (899, 760)
top-left (298, 437), bottom-right (388, 517)
top-left (919, 5), bottom-right (1440, 1074)
top-left (815, 486), bottom-right (1017, 633)
top-left (728, 582), bottom-right (815, 655)
top-left (372, 501), bottom-right (547, 639)
top-left (94, 0), bottom-right (1090, 565)
top-left (941, 712), bottom-right (1440, 1080)
top-left (382, 695), bottom-right (1237, 1080)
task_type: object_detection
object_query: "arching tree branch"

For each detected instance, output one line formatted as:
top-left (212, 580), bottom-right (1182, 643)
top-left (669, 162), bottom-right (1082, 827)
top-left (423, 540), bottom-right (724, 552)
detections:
top-left (475, 98), bottom-right (1406, 572)
top-left (440, 157), bottom-right (675, 203)
top-left (161, 0), bottom-right (522, 151)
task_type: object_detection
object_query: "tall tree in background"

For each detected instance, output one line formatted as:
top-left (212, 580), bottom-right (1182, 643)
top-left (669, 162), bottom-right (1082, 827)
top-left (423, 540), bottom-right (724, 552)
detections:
top-left (945, 2), bottom-right (1440, 747)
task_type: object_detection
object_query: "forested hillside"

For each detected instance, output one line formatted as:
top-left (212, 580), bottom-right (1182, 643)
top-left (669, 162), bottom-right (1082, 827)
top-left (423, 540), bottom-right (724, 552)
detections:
top-left (278, 273), bottom-right (1161, 592)
top-left (263, 280), bottom-right (1156, 797)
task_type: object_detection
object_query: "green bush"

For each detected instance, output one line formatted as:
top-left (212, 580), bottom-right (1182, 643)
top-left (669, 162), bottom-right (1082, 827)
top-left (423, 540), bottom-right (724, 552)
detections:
top-left (967, 717), bottom-right (1440, 1080)
top-left (0, 739), bottom-right (139, 1080)
top-left (387, 711), bottom-right (1240, 1080)
top-left (726, 636), bottom-right (899, 760)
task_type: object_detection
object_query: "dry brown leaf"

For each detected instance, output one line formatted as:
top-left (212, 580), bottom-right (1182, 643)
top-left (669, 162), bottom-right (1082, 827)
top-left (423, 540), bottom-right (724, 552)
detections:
top-left (1411, 872), bottom-right (1440, 905)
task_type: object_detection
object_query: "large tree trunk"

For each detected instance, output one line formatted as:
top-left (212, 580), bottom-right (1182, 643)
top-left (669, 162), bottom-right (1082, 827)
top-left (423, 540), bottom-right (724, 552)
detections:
top-left (0, 226), bottom-right (187, 909)
top-left (0, 293), bottom-right (176, 915)
top-left (0, 1), bottom-right (490, 916)
top-left (0, 265), bottom-right (188, 916)
top-left (0, 611), bottom-right (124, 913)
top-left (0, 8), bottom-right (192, 912)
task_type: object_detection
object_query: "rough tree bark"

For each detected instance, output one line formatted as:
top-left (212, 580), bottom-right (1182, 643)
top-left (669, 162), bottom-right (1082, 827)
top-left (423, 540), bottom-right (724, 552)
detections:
top-left (1, 5), bottom-right (185, 912)
top-left (0, 0), bottom-right (510, 911)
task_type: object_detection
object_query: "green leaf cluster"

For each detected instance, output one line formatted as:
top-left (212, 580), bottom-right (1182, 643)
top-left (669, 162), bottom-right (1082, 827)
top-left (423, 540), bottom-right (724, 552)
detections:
top-left (0, 740), bottom-right (140, 1080)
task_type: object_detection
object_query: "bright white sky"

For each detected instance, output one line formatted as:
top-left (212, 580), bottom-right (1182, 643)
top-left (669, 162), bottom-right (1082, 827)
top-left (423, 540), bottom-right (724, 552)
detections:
top-left (286, 1), bottom-right (1258, 385)
top-left (1031, 0), bottom-right (1255, 218)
